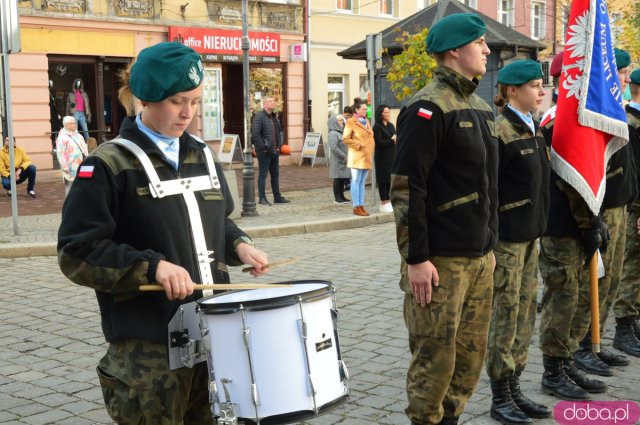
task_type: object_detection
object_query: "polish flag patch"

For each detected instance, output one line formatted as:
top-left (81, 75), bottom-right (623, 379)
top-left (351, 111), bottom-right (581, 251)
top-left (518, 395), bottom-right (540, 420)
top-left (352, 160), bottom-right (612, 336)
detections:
top-left (77, 165), bottom-right (95, 179)
top-left (417, 108), bottom-right (433, 120)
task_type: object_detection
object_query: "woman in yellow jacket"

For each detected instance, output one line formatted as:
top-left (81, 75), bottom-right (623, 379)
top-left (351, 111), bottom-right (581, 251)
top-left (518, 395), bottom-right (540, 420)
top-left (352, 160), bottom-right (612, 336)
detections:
top-left (343, 100), bottom-right (374, 216)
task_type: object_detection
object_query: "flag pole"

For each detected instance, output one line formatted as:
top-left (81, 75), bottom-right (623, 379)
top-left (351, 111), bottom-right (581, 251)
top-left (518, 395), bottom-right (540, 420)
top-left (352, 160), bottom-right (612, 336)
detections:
top-left (589, 253), bottom-right (600, 352)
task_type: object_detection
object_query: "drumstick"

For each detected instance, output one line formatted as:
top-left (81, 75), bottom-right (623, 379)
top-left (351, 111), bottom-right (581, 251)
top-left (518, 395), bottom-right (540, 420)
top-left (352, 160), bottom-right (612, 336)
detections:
top-left (138, 283), bottom-right (292, 292)
top-left (241, 257), bottom-right (300, 273)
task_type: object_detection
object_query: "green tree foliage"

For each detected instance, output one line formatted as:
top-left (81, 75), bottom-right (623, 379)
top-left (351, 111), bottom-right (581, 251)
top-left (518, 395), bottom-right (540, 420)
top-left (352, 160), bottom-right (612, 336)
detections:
top-left (618, 3), bottom-right (640, 60)
top-left (385, 28), bottom-right (436, 101)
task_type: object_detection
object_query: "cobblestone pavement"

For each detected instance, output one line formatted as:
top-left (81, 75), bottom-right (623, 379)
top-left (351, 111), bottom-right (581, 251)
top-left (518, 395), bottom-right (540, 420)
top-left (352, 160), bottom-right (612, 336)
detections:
top-left (2, 223), bottom-right (640, 424)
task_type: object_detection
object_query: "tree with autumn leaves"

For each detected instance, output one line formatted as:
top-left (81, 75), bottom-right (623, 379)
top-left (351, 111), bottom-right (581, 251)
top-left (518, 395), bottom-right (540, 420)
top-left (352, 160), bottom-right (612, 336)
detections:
top-left (385, 28), bottom-right (436, 101)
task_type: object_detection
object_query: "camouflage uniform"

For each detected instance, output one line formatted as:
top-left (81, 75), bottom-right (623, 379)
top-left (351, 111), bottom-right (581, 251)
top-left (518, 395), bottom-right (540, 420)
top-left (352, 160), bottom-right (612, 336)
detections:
top-left (391, 65), bottom-right (498, 424)
top-left (58, 117), bottom-right (249, 423)
top-left (614, 205), bottom-right (640, 318)
top-left (97, 341), bottom-right (213, 424)
top-left (485, 107), bottom-right (549, 380)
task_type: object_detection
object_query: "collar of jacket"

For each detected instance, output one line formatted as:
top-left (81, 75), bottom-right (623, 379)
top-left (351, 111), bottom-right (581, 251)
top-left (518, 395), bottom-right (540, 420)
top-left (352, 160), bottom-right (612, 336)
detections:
top-left (349, 116), bottom-right (372, 131)
top-left (435, 65), bottom-right (479, 98)
top-left (626, 104), bottom-right (640, 119)
top-left (118, 116), bottom-right (202, 158)
top-left (502, 104), bottom-right (540, 133)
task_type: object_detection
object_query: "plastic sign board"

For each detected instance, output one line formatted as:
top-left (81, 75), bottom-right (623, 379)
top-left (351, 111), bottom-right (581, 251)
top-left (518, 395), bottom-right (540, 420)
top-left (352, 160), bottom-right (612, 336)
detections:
top-left (299, 132), bottom-right (326, 167)
top-left (217, 134), bottom-right (242, 169)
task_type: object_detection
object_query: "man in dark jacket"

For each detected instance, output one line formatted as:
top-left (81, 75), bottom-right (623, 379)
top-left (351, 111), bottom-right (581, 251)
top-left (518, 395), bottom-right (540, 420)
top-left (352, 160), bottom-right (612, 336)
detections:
top-left (252, 96), bottom-right (290, 205)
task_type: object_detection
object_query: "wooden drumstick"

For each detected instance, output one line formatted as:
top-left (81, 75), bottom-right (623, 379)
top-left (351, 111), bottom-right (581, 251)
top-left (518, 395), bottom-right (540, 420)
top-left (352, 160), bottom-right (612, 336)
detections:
top-left (241, 257), bottom-right (300, 273)
top-left (138, 283), bottom-right (292, 292)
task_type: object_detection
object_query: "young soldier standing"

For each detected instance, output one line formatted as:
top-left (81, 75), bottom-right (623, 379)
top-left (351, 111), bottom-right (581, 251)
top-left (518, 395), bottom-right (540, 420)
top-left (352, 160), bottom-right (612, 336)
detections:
top-left (611, 68), bottom-right (640, 356)
top-left (486, 60), bottom-right (551, 424)
top-left (572, 48), bottom-right (636, 375)
top-left (391, 13), bottom-right (498, 425)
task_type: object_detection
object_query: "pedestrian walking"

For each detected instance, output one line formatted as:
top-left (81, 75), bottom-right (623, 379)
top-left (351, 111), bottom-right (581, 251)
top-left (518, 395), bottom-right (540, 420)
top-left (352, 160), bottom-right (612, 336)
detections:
top-left (57, 41), bottom-right (269, 424)
top-left (390, 13), bottom-right (498, 425)
top-left (55, 115), bottom-right (88, 197)
top-left (485, 59), bottom-right (551, 424)
top-left (343, 100), bottom-right (374, 216)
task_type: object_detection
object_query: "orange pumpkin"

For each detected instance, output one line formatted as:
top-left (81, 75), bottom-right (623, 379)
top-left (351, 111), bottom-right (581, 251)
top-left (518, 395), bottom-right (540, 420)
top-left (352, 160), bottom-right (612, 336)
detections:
top-left (280, 144), bottom-right (291, 155)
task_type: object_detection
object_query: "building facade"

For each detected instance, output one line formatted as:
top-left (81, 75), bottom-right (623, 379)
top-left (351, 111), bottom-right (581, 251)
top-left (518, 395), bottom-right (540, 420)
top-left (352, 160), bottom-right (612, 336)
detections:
top-left (9, 0), bottom-right (305, 176)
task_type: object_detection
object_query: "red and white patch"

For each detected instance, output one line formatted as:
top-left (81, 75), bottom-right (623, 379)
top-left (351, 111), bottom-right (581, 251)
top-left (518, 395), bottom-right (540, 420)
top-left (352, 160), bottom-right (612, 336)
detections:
top-left (417, 108), bottom-right (433, 120)
top-left (77, 165), bottom-right (94, 179)
top-left (540, 105), bottom-right (556, 127)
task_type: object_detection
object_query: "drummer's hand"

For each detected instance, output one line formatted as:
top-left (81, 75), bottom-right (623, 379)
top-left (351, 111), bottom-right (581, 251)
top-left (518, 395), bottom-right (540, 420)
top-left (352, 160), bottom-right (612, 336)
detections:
top-left (155, 260), bottom-right (194, 300)
top-left (237, 244), bottom-right (269, 277)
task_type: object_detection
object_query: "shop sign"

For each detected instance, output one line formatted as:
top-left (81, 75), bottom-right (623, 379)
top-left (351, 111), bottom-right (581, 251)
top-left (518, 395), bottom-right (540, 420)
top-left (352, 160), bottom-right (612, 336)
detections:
top-left (169, 27), bottom-right (280, 63)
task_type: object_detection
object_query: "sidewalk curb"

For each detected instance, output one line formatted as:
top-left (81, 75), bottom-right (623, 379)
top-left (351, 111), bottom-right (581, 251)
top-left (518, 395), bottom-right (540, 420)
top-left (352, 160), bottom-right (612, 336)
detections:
top-left (0, 213), bottom-right (395, 258)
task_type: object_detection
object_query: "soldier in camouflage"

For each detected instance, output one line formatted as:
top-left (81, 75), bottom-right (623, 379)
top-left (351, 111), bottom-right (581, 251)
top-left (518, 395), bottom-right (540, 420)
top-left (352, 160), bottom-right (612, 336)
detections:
top-left (57, 42), bottom-right (269, 424)
top-left (390, 13), bottom-right (498, 425)
top-left (485, 60), bottom-right (551, 425)
top-left (612, 68), bottom-right (640, 356)
top-left (571, 49), bottom-right (636, 375)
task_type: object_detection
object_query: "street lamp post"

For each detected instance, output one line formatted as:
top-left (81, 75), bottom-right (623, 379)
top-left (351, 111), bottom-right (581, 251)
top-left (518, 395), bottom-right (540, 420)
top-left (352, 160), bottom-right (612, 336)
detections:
top-left (241, 0), bottom-right (258, 217)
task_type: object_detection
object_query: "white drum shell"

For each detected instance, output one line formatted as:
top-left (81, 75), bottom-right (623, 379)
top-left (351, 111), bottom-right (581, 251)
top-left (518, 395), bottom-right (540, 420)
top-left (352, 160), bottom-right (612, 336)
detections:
top-left (200, 283), bottom-right (347, 422)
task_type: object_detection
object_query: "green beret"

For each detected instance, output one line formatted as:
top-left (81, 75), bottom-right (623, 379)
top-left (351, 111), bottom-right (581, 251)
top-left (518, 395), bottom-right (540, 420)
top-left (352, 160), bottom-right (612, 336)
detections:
top-left (631, 69), bottom-right (640, 85)
top-left (426, 13), bottom-right (486, 53)
top-left (130, 42), bottom-right (204, 102)
top-left (498, 60), bottom-right (544, 85)
top-left (615, 48), bottom-right (631, 70)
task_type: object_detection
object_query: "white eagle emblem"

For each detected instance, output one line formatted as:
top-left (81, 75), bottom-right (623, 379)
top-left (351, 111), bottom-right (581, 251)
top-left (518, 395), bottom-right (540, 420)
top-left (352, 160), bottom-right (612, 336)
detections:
top-left (188, 65), bottom-right (201, 86)
top-left (562, 10), bottom-right (589, 100)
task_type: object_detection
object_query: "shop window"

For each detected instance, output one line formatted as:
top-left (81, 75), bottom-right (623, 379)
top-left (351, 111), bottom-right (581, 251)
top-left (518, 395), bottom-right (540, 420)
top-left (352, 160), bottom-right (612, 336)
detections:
top-left (379, 0), bottom-right (394, 16)
top-left (327, 75), bottom-right (346, 118)
top-left (337, 0), bottom-right (353, 12)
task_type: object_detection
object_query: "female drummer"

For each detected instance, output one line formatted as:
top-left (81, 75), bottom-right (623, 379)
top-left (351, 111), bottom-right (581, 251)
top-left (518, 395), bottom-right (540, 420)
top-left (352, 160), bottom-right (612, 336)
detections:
top-left (485, 59), bottom-right (551, 424)
top-left (57, 42), bottom-right (269, 424)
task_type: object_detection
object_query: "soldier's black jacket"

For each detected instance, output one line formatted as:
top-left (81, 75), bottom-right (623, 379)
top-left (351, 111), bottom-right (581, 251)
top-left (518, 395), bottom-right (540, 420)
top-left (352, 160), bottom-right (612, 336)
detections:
top-left (541, 117), bottom-right (597, 237)
top-left (495, 106), bottom-right (550, 242)
top-left (58, 117), bottom-right (248, 343)
top-left (391, 65), bottom-right (499, 264)
top-left (624, 104), bottom-right (640, 206)
top-left (602, 119), bottom-right (637, 209)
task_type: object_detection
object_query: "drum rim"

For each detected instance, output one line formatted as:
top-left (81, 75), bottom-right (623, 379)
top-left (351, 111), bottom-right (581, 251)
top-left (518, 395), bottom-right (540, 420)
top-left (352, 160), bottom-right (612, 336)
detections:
top-left (198, 280), bottom-right (334, 314)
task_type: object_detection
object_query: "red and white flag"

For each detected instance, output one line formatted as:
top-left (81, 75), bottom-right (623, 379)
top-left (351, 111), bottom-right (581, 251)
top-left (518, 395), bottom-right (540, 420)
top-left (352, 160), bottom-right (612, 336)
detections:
top-left (77, 165), bottom-right (94, 179)
top-left (551, 0), bottom-right (629, 214)
top-left (417, 108), bottom-right (433, 120)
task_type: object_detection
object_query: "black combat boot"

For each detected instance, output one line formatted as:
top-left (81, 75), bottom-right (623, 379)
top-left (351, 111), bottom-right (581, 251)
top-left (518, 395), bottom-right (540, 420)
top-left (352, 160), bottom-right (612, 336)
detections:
top-left (437, 417), bottom-right (459, 425)
top-left (562, 359), bottom-right (607, 393)
top-left (574, 334), bottom-right (613, 376)
top-left (632, 316), bottom-right (640, 340)
top-left (613, 316), bottom-right (640, 357)
top-left (541, 355), bottom-right (590, 400)
top-left (597, 347), bottom-right (629, 366)
top-left (489, 378), bottom-right (532, 424)
top-left (509, 372), bottom-right (552, 419)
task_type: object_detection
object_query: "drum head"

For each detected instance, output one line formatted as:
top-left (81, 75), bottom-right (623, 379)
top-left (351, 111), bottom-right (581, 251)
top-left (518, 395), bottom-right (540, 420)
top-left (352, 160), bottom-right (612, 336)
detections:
top-left (198, 280), bottom-right (333, 313)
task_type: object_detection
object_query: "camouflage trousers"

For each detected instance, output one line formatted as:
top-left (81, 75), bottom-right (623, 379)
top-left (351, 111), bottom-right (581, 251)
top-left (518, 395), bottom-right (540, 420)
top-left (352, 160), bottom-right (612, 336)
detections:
top-left (402, 253), bottom-right (493, 424)
top-left (486, 239), bottom-right (539, 380)
top-left (572, 206), bottom-right (627, 342)
top-left (539, 236), bottom-right (585, 358)
top-left (614, 205), bottom-right (640, 319)
top-left (97, 340), bottom-right (214, 425)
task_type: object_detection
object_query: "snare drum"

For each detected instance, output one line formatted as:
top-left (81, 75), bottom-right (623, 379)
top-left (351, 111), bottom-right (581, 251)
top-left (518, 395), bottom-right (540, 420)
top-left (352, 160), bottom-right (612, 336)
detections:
top-left (198, 280), bottom-right (349, 424)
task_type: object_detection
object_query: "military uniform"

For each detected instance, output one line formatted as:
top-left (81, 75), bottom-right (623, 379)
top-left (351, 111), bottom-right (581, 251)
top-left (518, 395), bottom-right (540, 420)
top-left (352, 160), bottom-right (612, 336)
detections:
top-left (486, 105), bottom-right (549, 381)
top-left (391, 60), bottom-right (498, 424)
top-left (58, 42), bottom-right (257, 424)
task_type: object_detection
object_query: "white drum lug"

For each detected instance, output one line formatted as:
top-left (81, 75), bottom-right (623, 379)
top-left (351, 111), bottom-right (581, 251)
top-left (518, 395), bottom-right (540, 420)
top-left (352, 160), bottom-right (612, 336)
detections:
top-left (240, 305), bottom-right (261, 421)
top-left (340, 360), bottom-right (350, 381)
top-left (297, 296), bottom-right (318, 414)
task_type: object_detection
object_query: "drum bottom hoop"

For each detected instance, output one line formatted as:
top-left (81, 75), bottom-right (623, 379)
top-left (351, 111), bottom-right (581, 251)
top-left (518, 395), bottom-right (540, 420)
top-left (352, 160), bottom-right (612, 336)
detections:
top-left (235, 393), bottom-right (349, 425)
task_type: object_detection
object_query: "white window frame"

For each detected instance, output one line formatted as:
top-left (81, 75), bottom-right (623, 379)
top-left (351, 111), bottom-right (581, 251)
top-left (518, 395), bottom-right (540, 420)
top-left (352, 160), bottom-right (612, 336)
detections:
top-left (498, 0), bottom-right (514, 27)
top-left (379, 0), bottom-right (394, 17)
top-left (336, 0), bottom-right (354, 13)
top-left (327, 75), bottom-right (346, 119)
top-left (458, 0), bottom-right (477, 8)
top-left (531, 1), bottom-right (545, 40)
